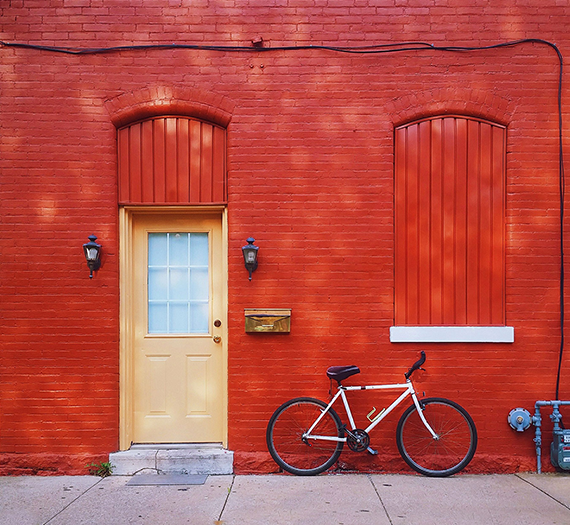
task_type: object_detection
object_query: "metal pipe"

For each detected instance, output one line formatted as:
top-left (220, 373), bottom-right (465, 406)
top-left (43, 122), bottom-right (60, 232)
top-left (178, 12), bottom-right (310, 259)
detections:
top-left (533, 401), bottom-right (570, 473)
top-left (534, 405), bottom-right (543, 473)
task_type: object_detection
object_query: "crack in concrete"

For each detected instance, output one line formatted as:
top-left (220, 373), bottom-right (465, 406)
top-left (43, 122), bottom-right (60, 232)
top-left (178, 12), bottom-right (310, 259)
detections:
top-left (42, 478), bottom-right (103, 525)
top-left (215, 474), bottom-right (235, 524)
top-left (515, 474), bottom-right (570, 512)
top-left (367, 474), bottom-right (394, 525)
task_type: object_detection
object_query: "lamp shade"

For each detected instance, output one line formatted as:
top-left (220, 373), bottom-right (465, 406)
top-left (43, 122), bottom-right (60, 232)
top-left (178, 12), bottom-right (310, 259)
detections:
top-left (83, 235), bottom-right (101, 278)
top-left (241, 237), bottom-right (259, 280)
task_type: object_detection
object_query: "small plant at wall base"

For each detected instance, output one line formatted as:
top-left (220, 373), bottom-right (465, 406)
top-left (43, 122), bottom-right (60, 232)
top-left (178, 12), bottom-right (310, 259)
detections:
top-left (86, 461), bottom-right (114, 477)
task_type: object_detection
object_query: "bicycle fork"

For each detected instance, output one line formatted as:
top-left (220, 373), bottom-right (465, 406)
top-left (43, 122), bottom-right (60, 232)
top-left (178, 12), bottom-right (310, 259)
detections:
top-left (410, 391), bottom-right (439, 440)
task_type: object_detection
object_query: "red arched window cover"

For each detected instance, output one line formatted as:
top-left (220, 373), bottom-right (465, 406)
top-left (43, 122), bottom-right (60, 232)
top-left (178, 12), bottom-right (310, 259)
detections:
top-left (394, 115), bottom-right (506, 326)
top-left (118, 117), bottom-right (226, 205)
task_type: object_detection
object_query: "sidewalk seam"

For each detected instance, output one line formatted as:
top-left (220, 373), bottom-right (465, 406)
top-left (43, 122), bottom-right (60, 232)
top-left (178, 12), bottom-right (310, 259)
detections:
top-left (42, 477), bottom-right (104, 525)
top-left (515, 474), bottom-right (570, 512)
top-left (216, 474), bottom-right (236, 522)
top-left (367, 474), bottom-right (394, 525)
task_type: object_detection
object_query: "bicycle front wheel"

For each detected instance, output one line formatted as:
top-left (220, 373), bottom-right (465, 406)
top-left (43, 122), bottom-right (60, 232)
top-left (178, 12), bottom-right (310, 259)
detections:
top-left (396, 397), bottom-right (477, 477)
top-left (266, 397), bottom-right (344, 476)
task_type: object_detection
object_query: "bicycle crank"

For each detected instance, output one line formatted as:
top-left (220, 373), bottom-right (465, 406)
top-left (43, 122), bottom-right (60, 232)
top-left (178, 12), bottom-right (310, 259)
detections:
top-left (346, 428), bottom-right (370, 452)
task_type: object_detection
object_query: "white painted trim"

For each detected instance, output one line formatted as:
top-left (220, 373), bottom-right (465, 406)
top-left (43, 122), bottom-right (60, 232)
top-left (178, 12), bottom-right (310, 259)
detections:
top-left (390, 326), bottom-right (514, 343)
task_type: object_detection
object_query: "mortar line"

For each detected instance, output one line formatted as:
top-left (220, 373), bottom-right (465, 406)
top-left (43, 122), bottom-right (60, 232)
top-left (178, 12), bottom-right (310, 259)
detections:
top-left (367, 474), bottom-right (394, 525)
top-left (515, 473), bottom-right (570, 512)
top-left (43, 477), bottom-right (104, 525)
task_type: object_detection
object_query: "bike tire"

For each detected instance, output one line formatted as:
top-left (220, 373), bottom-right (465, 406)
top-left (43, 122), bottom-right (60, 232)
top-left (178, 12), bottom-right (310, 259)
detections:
top-left (396, 397), bottom-right (477, 477)
top-left (266, 397), bottom-right (344, 476)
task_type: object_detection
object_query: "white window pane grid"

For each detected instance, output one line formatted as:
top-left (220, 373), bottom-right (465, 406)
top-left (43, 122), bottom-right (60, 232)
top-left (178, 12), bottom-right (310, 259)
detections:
top-left (148, 232), bottom-right (209, 334)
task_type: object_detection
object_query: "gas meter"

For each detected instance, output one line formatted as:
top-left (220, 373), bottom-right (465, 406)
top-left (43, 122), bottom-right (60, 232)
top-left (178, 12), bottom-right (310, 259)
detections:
top-left (551, 428), bottom-right (570, 470)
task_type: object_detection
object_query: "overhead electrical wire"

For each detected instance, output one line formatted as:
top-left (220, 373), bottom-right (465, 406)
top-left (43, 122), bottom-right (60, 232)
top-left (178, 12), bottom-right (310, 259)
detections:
top-left (0, 37), bottom-right (561, 56)
top-left (1, 37), bottom-right (565, 397)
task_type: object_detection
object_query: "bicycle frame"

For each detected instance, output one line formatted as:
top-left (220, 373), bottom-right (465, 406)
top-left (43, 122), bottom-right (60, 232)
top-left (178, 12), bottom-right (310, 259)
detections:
top-left (304, 379), bottom-right (438, 443)
top-left (267, 350), bottom-right (477, 477)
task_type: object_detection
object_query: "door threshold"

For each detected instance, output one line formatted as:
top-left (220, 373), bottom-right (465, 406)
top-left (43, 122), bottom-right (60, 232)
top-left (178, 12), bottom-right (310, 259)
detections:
top-left (130, 443), bottom-right (224, 450)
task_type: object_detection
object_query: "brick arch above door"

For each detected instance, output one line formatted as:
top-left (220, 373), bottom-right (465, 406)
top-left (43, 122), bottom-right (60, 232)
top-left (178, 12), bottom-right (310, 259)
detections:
top-left (117, 116), bottom-right (226, 205)
top-left (107, 87), bottom-right (231, 205)
top-left (105, 86), bottom-right (235, 129)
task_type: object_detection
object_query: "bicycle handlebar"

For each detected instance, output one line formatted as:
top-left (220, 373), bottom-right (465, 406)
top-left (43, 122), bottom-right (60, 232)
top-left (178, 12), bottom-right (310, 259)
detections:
top-left (405, 350), bottom-right (426, 379)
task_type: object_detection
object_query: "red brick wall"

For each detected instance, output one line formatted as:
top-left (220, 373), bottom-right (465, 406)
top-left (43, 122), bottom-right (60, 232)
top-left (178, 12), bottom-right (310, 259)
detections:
top-left (1, 0), bottom-right (569, 474)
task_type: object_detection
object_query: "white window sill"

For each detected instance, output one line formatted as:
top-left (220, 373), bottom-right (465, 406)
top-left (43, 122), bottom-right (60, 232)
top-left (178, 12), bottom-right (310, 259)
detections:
top-left (390, 326), bottom-right (514, 343)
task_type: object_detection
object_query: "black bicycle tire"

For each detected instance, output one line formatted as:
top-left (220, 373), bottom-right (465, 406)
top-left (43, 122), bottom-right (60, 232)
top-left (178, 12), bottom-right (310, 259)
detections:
top-left (396, 397), bottom-right (477, 477)
top-left (266, 397), bottom-right (344, 476)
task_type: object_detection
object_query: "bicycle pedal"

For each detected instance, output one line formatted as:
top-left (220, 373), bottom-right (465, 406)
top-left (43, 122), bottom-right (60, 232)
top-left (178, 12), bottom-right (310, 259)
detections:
top-left (367, 446), bottom-right (378, 455)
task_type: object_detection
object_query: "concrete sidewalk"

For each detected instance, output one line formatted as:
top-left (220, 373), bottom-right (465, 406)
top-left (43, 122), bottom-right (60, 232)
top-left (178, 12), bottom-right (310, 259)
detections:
top-left (1, 473), bottom-right (569, 525)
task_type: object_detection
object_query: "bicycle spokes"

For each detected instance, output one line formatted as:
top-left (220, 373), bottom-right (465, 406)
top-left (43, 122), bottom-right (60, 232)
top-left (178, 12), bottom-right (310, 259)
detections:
top-left (396, 398), bottom-right (477, 477)
top-left (266, 398), bottom-right (344, 475)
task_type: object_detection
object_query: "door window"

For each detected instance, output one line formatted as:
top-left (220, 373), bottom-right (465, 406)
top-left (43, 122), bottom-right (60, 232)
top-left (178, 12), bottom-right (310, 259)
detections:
top-left (148, 232), bottom-right (209, 334)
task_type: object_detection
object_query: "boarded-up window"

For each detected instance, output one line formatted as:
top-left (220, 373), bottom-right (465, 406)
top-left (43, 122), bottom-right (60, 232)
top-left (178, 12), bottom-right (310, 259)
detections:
top-left (394, 116), bottom-right (506, 326)
top-left (118, 117), bottom-right (226, 205)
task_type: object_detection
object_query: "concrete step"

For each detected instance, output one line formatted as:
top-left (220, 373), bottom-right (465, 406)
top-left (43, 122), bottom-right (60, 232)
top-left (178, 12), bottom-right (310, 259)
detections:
top-left (109, 444), bottom-right (233, 476)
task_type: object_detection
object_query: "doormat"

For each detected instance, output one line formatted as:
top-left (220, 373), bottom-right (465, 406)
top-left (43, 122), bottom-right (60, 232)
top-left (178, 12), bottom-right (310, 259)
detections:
top-left (127, 474), bottom-right (208, 486)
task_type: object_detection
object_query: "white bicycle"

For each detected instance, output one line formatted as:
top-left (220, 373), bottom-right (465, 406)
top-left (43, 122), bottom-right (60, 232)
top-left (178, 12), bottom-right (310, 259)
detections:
top-left (266, 351), bottom-right (477, 477)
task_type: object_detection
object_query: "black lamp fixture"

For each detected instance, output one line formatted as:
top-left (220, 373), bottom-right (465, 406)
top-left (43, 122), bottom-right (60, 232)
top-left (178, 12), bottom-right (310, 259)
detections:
top-left (242, 237), bottom-right (259, 281)
top-left (83, 234), bottom-right (102, 279)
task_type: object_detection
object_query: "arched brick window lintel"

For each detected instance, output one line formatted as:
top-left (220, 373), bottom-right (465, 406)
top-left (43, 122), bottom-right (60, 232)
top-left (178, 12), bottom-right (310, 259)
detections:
top-left (386, 87), bottom-right (513, 130)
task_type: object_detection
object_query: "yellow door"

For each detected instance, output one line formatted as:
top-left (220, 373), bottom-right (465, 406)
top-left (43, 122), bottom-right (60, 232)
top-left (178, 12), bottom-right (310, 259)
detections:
top-left (129, 211), bottom-right (226, 444)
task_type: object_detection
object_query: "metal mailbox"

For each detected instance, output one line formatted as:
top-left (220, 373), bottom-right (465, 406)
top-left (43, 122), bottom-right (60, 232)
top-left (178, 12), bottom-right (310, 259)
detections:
top-left (244, 309), bottom-right (291, 333)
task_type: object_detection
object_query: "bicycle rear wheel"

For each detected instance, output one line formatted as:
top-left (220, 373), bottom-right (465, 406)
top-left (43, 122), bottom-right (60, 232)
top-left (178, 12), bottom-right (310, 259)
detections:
top-left (396, 397), bottom-right (477, 477)
top-left (266, 397), bottom-right (344, 476)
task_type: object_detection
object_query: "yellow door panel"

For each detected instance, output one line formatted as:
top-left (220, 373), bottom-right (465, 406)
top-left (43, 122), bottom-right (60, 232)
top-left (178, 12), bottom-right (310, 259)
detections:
top-left (128, 211), bottom-right (226, 444)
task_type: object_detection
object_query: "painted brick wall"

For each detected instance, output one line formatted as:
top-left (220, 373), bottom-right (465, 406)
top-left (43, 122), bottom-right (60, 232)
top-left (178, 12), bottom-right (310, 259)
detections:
top-left (1, 0), bottom-right (569, 474)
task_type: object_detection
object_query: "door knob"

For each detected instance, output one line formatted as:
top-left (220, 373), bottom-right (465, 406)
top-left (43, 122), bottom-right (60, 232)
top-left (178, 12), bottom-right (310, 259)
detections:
top-left (213, 335), bottom-right (222, 344)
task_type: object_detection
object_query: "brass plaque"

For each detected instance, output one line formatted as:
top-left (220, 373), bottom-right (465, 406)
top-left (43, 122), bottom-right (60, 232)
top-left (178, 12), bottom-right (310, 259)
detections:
top-left (244, 309), bottom-right (291, 333)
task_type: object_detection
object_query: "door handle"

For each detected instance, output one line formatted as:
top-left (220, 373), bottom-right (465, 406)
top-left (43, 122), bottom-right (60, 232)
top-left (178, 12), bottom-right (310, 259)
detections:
top-left (213, 335), bottom-right (222, 344)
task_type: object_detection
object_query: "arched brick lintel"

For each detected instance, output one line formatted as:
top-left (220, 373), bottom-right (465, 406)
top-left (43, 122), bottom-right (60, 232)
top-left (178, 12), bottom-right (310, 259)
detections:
top-left (105, 86), bottom-right (235, 129)
top-left (386, 87), bottom-right (514, 129)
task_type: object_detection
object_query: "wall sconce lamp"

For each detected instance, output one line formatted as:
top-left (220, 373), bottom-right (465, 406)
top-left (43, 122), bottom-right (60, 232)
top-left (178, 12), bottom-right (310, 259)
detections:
top-left (83, 234), bottom-right (102, 279)
top-left (242, 237), bottom-right (259, 281)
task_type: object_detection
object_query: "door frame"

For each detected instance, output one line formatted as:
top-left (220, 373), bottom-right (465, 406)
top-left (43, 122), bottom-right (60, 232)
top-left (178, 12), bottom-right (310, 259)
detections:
top-left (119, 205), bottom-right (228, 450)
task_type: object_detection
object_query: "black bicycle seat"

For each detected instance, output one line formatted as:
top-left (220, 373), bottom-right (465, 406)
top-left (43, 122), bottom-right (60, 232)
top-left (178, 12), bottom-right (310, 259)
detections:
top-left (326, 365), bottom-right (360, 383)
